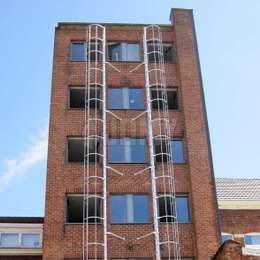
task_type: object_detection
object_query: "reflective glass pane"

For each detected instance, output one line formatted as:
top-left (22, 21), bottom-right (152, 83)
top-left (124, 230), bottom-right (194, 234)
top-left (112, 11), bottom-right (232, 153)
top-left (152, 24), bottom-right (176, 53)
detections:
top-left (109, 139), bottom-right (126, 162)
top-left (0, 233), bottom-right (19, 247)
top-left (221, 234), bottom-right (233, 242)
top-left (108, 89), bottom-right (123, 109)
top-left (245, 235), bottom-right (260, 245)
top-left (21, 234), bottom-right (40, 247)
top-left (131, 139), bottom-right (146, 163)
top-left (110, 195), bottom-right (127, 223)
top-left (171, 140), bottom-right (185, 163)
top-left (129, 89), bottom-right (144, 109)
top-left (71, 43), bottom-right (85, 61)
top-left (133, 195), bottom-right (150, 223)
top-left (126, 43), bottom-right (140, 61)
top-left (109, 43), bottom-right (121, 61)
top-left (176, 196), bottom-right (189, 223)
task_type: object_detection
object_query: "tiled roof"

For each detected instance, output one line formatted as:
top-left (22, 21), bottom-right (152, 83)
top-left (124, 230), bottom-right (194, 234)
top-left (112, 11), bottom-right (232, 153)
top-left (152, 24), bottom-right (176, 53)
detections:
top-left (216, 178), bottom-right (260, 201)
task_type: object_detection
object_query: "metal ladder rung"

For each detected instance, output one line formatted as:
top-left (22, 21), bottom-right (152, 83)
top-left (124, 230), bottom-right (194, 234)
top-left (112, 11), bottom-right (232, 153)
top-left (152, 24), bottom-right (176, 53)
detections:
top-left (84, 216), bottom-right (104, 221)
top-left (87, 176), bottom-right (104, 180)
top-left (88, 50), bottom-right (104, 55)
top-left (86, 135), bottom-right (103, 139)
top-left (150, 98), bottom-right (167, 103)
top-left (155, 175), bottom-right (175, 181)
top-left (153, 152), bottom-right (172, 158)
top-left (156, 194), bottom-right (175, 199)
top-left (89, 67), bottom-right (104, 72)
top-left (87, 194), bottom-right (104, 200)
top-left (87, 242), bottom-right (104, 247)
top-left (153, 134), bottom-right (171, 140)
top-left (151, 118), bottom-right (170, 123)
top-left (147, 50), bottom-right (163, 56)
top-left (148, 68), bottom-right (165, 73)
top-left (85, 153), bottom-right (103, 158)
top-left (146, 38), bottom-right (161, 43)
top-left (158, 215), bottom-right (176, 220)
top-left (87, 97), bottom-right (104, 103)
top-left (88, 37), bottom-right (104, 42)
top-left (159, 241), bottom-right (178, 245)
top-left (87, 118), bottom-right (103, 123)
top-left (88, 83), bottom-right (104, 87)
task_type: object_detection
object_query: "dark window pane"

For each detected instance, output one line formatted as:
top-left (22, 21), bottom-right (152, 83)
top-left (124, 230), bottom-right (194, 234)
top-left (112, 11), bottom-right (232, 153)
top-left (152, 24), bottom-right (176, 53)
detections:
top-left (86, 138), bottom-right (99, 163)
top-left (108, 43), bottom-right (121, 61)
top-left (151, 89), bottom-right (178, 110)
top-left (70, 43), bottom-right (85, 61)
top-left (69, 88), bottom-right (85, 108)
top-left (163, 45), bottom-right (175, 62)
top-left (159, 195), bottom-right (189, 223)
top-left (110, 195), bottom-right (127, 223)
top-left (171, 140), bottom-right (185, 163)
top-left (126, 43), bottom-right (140, 61)
top-left (108, 88), bottom-right (123, 109)
top-left (148, 42), bottom-right (161, 62)
top-left (154, 139), bottom-right (170, 163)
top-left (68, 138), bottom-right (84, 162)
top-left (176, 196), bottom-right (189, 223)
top-left (158, 196), bottom-right (176, 223)
top-left (87, 42), bottom-right (102, 61)
top-left (167, 90), bottom-right (179, 109)
top-left (109, 139), bottom-right (126, 162)
top-left (131, 139), bottom-right (146, 163)
top-left (88, 87), bottom-right (101, 109)
top-left (66, 196), bottom-right (100, 223)
top-left (129, 89), bottom-right (144, 109)
top-left (133, 195), bottom-right (150, 223)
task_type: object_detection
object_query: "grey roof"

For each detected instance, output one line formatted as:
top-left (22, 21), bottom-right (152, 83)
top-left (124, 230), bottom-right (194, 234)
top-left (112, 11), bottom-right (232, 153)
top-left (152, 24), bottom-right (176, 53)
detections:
top-left (216, 178), bottom-right (260, 201)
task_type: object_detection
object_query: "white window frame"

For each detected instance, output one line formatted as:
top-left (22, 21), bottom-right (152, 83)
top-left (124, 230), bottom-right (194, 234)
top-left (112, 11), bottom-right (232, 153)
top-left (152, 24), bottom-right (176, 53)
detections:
top-left (221, 232), bottom-right (234, 242)
top-left (244, 232), bottom-right (260, 249)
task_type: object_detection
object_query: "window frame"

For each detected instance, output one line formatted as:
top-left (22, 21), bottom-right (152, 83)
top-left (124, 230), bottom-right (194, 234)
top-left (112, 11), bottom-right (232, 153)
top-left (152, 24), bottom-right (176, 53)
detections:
top-left (147, 42), bottom-right (176, 63)
top-left (109, 137), bottom-right (147, 164)
top-left (67, 136), bottom-right (100, 164)
top-left (0, 232), bottom-right (42, 248)
top-left (221, 232), bottom-right (234, 243)
top-left (110, 193), bottom-right (150, 224)
top-left (70, 41), bottom-right (86, 62)
top-left (65, 194), bottom-right (102, 224)
top-left (107, 42), bottom-right (141, 62)
top-left (158, 194), bottom-right (191, 224)
top-left (68, 85), bottom-right (101, 110)
top-left (150, 87), bottom-right (180, 111)
top-left (108, 87), bottom-right (145, 110)
top-left (244, 233), bottom-right (260, 248)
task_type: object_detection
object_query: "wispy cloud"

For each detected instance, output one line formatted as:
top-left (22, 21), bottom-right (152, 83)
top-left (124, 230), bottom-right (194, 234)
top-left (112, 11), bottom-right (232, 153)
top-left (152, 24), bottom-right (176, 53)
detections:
top-left (0, 125), bottom-right (48, 191)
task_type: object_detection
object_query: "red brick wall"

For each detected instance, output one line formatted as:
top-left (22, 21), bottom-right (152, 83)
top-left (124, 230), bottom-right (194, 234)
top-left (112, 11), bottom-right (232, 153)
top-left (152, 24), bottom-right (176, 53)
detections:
top-left (0, 257), bottom-right (42, 260)
top-left (43, 9), bottom-right (220, 260)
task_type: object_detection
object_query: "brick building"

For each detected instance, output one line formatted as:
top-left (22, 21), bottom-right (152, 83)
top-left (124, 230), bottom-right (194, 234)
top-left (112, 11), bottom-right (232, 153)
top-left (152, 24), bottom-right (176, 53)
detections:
top-left (43, 7), bottom-right (220, 260)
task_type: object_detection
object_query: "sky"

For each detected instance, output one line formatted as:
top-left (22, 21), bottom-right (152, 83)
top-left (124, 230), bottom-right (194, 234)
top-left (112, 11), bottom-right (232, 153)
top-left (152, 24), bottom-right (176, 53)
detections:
top-left (0, 0), bottom-right (260, 216)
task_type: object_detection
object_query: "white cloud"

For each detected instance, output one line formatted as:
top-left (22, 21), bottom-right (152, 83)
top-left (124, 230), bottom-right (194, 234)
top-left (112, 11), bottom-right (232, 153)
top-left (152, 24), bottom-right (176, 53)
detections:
top-left (0, 125), bottom-right (48, 191)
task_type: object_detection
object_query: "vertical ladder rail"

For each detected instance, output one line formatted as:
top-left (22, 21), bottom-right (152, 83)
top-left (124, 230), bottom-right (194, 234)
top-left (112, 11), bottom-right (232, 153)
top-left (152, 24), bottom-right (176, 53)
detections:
top-left (143, 25), bottom-right (181, 260)
top-left (143, 27), bottom-right (161, 260)
top-left (83, 24), bottom-right (107, 260)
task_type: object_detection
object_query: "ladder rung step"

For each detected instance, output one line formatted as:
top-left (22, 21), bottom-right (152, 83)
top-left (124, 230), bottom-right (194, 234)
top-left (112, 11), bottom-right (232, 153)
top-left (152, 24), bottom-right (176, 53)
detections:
top-left (87, 176), bottom-right (104, 180)
top-left (158, 215), bottom-right (177, 219)
top-left (87, 242), bottom-right (104, 246)
top-left (159, 241), bottom-right (178, 245)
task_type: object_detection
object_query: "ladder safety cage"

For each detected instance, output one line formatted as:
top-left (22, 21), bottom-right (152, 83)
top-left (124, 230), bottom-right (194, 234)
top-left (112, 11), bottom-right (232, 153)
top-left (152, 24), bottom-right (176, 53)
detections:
top-left (143, 25), bottom-right (181, 260)
top-left (83, 24), bottom-right (107, 260)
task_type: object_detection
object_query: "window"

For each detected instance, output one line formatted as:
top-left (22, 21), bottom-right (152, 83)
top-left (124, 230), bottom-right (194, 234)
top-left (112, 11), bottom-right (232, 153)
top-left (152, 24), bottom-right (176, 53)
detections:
top-left (148, 43), bottom-right (176, 62)
top-left (67, 137), bottom-right (99, 163)
top-left (21, 234), bottom-right (40, 247)
top-left (158, 195), bottom-right (190, 223)
top-left (109, 138), bottom-right (146, 163)
top-left (0, 233), bottom-right (19, 247)
top-left (151, 88), bottom-right (179, 110)
top-left (70, 42), bottom-right (85, 61)
top-left (108, 43), bottom-right (140, 61)
top-left (244, 233), bottom-right (260, 248)
top-left (110, 194), bottom-right (149, 224)
top-left (221, 233), bottom-right (233, 243)
top-left (66, 195), bottom-right (101, 223)
top-left (69, 86), bottom-right (101, 109)
top-left (154, 139), bottom-right (185, 164)
top-left (108, 88), bottom-right (144, 109)
top-left (70, 42), bottom-right (102, 61)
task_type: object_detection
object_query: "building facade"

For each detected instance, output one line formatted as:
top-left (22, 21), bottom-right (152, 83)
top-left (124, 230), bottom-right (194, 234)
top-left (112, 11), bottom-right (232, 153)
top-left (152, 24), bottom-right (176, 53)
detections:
top-left (43, 8), bottom-right (220, 260)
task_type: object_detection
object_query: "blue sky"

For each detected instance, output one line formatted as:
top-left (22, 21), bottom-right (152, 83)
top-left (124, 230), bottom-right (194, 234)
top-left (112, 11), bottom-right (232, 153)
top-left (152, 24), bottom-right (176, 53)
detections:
top-left (0, 0), bottom-right (260, 216)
